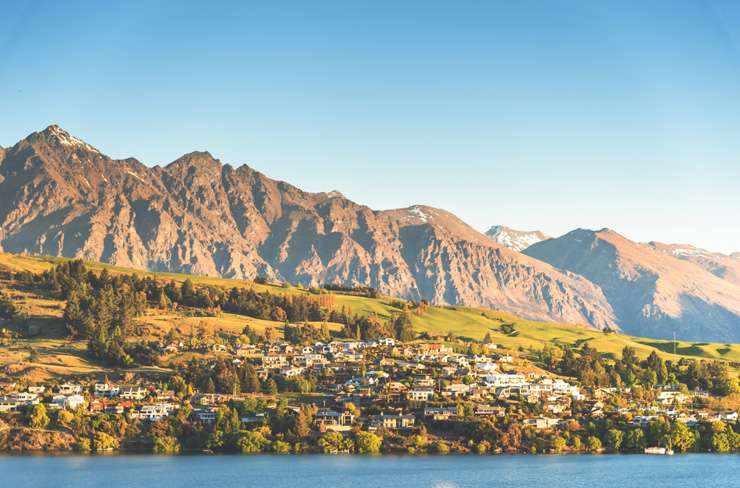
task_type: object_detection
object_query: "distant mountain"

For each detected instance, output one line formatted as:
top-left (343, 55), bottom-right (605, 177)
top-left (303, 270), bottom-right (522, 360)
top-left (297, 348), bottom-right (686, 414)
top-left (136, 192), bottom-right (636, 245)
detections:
top-left (524, 229), bottom-right (740, 342)
top-left (486, 225), bottom-right (549, 251)
top-left (0, 125), bottom-right (618, 329)
top-left (646, 242), bottom-right (740, 287)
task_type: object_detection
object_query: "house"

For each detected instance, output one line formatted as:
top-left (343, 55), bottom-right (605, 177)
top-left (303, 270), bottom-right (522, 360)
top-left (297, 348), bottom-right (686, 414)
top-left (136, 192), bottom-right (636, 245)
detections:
top-left (424, 406), bottom-right (458, 421)
top-left (475, 406), bottom-right (504, 417)
top-left (8, 392), bottom-right (40, 405)
top-left (119, 386), bottom-right (148, 400)
top-left (483, 373), bottom-right (526, 388)
top-left (51, 394), bottom-right (86, 410)
top-left (523, 417), bottom-right (559, 430)
top-left (131, 403), bottom-right (175, 421)
top-left (631, 415), bottom-right (657, 427)
top-left (442, 383), bottom-right (470, 399)
top-left (28, 385), bottom-right (46, 395)
top-left (262, 355), bottom-right (288, 368)
top-left (58, 383), bottom-right (83, 395)
top-left (407, 389), bottom-right (434, 402)
top-left (369, 413), bottom-right (416, 430)
top-left (94, 383), bottom-right (120, 397)
top-left (280, 366), bottom-right (305, 378)
top-left (106, 403), bottom-right (125, 415)
top-left (657, 390), bottom-right (688, 405)
top-left (88, 399), bottom-right (105, 413)
top-left (195, 408), bottom-right (217, 423)
top-left (0, 396), bottom-right (22, 412)
top-left (413, 376), bottom-right (435, 388)
top-left (315, 409), bottom-right (355, 429)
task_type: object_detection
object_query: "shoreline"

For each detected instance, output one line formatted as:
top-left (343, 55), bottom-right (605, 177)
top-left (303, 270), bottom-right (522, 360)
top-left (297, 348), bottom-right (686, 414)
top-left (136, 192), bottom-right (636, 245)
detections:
top-left (0, 450), bottom-right (725, 458)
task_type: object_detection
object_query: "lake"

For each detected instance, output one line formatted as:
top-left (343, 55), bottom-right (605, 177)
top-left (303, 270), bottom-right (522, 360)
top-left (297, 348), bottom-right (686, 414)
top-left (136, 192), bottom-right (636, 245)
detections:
top-left (1, 454), bottom-right (737, 487)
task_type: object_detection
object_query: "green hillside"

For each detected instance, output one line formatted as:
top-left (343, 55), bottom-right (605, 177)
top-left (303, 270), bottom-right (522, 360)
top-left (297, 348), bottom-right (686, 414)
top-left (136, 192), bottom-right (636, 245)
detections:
top-left (2, 252), bottom-right (740, 369)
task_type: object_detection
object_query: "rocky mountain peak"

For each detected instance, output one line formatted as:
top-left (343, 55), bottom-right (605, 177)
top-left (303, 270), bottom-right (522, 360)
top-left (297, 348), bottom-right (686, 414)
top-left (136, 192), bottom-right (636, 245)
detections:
top-left (30, 124), bottom-right (101, 154)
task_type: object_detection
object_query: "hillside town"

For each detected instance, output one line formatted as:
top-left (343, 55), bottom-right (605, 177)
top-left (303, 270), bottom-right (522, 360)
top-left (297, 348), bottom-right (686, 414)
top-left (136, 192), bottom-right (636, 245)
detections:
top-left (1, 334), bottom-right (738, 454)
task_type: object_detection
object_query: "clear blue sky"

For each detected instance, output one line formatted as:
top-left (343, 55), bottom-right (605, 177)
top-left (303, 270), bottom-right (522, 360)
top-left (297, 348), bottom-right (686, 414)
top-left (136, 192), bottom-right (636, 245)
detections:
top-left (2, 1), bottom-right (739, 253)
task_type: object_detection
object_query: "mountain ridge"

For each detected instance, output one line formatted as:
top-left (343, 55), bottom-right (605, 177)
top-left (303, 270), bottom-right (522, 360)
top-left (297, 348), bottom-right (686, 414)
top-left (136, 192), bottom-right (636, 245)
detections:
top-left (524, 228), bottom-right (740, 342)
top-left (0, 125), bottom-right (618, 330)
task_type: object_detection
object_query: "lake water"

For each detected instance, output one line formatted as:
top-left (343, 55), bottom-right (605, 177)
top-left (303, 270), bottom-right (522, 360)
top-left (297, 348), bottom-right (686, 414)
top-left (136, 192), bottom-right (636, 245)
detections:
top-left (1, 454), bottom-right (737, 487)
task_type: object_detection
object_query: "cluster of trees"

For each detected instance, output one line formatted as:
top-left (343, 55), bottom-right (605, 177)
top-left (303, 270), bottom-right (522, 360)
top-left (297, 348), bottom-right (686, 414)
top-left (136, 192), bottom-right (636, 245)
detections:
top-left (433, 408), bottom-right (739, 454)
top-left (322, 283), bottom-right (379, 298)
top-left (538, 344), bottom-right (737, 396)
top-left (340, 309), bottom-right (415, 341)
top-left (0, 290), bottom-right (17, 319)
top-left (61, 272), bottom-right (147, 366)
top-left (284, 322), bottom-right (331, 344)
top-left (176, 358), bottom-right (317, 397)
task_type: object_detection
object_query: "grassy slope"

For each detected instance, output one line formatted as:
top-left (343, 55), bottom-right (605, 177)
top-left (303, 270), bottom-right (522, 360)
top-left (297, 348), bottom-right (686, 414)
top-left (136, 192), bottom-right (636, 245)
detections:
top-left (1, 252), bottom-right (739, 369)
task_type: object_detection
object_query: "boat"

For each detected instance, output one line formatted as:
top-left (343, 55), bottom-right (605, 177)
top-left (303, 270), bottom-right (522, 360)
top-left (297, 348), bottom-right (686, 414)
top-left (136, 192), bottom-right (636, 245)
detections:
top-left (644, 447), bottom-right (674, 455)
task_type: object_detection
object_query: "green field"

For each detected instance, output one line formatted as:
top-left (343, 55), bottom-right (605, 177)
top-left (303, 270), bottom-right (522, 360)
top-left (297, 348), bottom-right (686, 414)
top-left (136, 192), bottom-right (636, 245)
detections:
top-left (2, 252), bottom-right (739, 369)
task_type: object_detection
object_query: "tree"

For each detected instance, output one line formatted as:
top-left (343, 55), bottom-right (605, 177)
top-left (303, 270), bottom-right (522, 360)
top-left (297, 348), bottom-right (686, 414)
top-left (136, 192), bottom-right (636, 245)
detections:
top-left (604, 429), bottom-right (623, 451)
top-left (669, 421), bottom-right (696, 452)
top-left (158, 291), bottom-right (172, 310)
top-left (0, 291), bottom-right (18, 319)
top-left (355, 431), bottom-right (382, 454)
top-left (242, 364), bottom-right (261, 393)
top-left (393, 310), bottom-right (415, 341)
top-left (551, 435), bottom-right (567, 453)
top-left (236, 430), bottom-right (269, 453)
top-left (152, 435), bottom-right (181, 454)
top-left (27, 404), bottom-right (49, 429)
top-left (319, 431), bottom-right (354, 453)
top-left (586, 436), bottom-right (602, 453)
top-left (291, 406), bottom-right (312, 438)
top-left (206, 377), bottom-right (216, 394)
top-left (265, 378), bottom-right (278, 396)
top-left (624, 428), bottom-right (646, 451)
top-left (93, 432), bottom-right (120, 451)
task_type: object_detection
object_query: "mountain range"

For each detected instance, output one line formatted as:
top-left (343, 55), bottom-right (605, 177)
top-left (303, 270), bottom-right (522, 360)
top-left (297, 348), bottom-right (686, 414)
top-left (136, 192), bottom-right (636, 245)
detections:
top-left (1, 126), bottom-right (738, 341)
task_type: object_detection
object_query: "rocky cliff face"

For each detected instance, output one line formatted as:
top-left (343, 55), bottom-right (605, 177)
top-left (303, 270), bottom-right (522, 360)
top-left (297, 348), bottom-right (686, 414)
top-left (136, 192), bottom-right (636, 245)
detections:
top-left (0, 126), bottom-right (617, 329)
top-left (524, 229), bottom-right (740, 341)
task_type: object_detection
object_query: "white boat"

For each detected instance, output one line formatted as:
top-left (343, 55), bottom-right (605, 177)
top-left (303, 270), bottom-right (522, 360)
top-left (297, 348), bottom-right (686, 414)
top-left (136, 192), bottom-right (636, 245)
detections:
top-left (644, 447), bottom-right (674, 455)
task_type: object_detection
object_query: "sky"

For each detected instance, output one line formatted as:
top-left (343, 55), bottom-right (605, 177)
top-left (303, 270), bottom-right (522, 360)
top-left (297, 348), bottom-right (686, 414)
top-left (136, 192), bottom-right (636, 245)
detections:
top-left (1, 1), bottom-right (739, 253)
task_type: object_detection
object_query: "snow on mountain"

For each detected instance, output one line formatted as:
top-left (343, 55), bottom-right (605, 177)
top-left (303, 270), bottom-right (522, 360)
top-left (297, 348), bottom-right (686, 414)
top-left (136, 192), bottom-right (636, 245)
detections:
top-left (486, 225), bottom-right (549, 251)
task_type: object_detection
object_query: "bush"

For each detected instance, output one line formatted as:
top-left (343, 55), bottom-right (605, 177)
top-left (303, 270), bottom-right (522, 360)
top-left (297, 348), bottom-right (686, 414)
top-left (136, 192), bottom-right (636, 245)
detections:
top-left (355, 432), bottom-right (382, 454)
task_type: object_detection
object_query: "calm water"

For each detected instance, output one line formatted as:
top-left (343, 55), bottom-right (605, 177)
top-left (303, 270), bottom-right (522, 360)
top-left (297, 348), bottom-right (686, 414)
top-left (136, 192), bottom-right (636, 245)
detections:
top-left (0, 454), bottom-right (737, 487)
